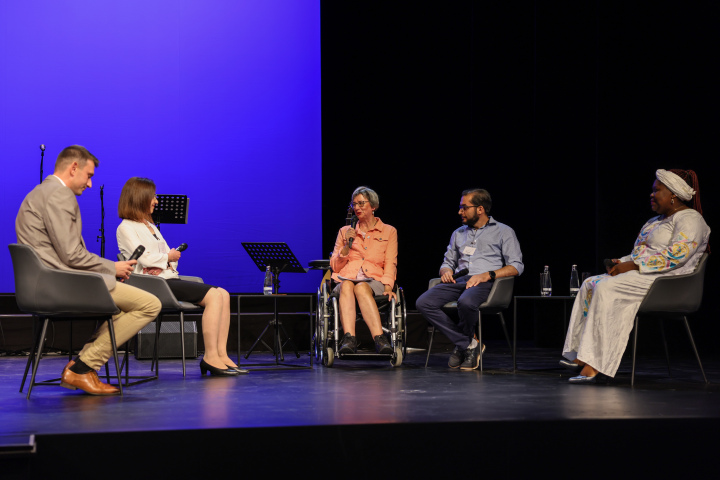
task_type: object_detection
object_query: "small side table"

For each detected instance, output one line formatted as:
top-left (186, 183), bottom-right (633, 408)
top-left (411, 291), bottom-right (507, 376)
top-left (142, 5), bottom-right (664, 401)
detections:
top-left (513, 295), bottom-right (576, 372)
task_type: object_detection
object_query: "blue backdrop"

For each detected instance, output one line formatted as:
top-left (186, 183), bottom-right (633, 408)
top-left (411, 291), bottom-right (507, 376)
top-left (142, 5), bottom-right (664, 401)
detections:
top-left (0, 1), bottom-right (322, 293)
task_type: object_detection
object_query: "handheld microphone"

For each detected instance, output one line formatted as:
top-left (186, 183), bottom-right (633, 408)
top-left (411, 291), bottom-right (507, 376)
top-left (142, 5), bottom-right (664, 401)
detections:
top-left (176, 243), bottom-right (188, 252)
top-left (39, 144), bottom-right (46, 151)
top-left (453, 268), bottom-right (469, 280)
top-left (603, 258), bottom-right (615, 272)
top-left (347, 216), bottom-right (359, 248)
top-left (128, 245), bottom-right (145, 261)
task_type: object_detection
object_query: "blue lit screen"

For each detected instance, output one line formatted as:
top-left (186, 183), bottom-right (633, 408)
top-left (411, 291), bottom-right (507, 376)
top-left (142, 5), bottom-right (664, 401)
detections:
top-left (0, 1), bottom-right (322, 292)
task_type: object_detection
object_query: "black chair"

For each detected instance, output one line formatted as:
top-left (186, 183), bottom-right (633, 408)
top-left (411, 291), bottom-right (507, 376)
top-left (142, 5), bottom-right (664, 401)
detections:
top-left (124, 274), bottom-right (204, 377)
top-left (424, 276), bottom-right (515, 371)
top-left (9, 243), bottom-right (124, 399)
top-left (631, 252), bottom-right (710, 386)
top-left (117, 252), bottom-right (204, 377)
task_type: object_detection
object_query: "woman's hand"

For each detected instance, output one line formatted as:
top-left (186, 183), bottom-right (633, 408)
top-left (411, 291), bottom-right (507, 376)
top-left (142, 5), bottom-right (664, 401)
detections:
top-left (341, 228), bottom-right (356, 255)
top-left (167, 248), bottom-right (181, 262)
top-left (609, 260), bottom-right (638, 276)
top-left (605, 258), bottom-right (620, 273)
top-left (383, 285), bottom-right (396, 301)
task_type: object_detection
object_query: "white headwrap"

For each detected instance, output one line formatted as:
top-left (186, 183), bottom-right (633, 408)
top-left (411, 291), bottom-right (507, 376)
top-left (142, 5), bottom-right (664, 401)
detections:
top-left (656, 169), bottom-right (696, 202)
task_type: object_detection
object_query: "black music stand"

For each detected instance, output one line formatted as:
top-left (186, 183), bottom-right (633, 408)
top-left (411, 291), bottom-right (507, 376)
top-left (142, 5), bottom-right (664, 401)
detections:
top-left (241, 242), bottom-right (309, 367)
top-left (152, 195), bottom-right (189, 227)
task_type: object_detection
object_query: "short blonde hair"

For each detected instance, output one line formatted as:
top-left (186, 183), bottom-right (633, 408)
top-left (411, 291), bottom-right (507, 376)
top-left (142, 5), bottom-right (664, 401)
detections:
top-left (54, 145), bottom-right (99, 172)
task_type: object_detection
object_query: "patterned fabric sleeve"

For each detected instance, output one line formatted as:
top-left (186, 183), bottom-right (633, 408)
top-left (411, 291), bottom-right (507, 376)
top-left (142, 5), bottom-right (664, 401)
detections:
top-left (631, 213), bottom-right (703, 273)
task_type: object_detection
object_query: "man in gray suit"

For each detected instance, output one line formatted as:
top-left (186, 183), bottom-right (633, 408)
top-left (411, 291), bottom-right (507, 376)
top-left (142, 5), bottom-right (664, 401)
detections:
top-left (16, 145), bottom-right (161, 395)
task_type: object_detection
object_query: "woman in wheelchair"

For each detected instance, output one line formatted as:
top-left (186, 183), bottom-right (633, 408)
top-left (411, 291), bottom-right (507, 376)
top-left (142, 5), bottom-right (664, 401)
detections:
top-left (330, 186), bottom-right (398, 354)
top-left (116, 177), bottom-right (246, 377)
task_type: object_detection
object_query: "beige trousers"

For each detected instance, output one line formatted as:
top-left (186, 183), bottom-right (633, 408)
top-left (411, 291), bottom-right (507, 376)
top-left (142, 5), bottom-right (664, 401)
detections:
top-left (78, 283), bottom-right (161, 370)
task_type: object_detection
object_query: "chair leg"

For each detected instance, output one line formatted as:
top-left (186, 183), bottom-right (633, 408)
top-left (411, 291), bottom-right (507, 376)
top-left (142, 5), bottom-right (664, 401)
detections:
top-left (683, 317), bottom-right (708, 384)
top-left (27, 318), bottom-right (50, 399)
top-left (498, 312), bottom-right (512, 352)
top-left (477, 311), bottom-right (483, 372)
top-left (69, 320), bottom-right (74, 361)
top-left (659, 320), bottom-right (672, 377)
top-left (152, 317), bottom-right (161, 374)
top-left (631, 316), bottom-right (639, 386)
top-left (180, 312), bottom-right (186, 377)
top-left (124, 340), bottom-right (130, 384)
top-left (21, 316), bottom-right (42, 393)
top-left (425, 326), bottom-right (435, 367)
top-left (106, 317), bottom-right (123, 396)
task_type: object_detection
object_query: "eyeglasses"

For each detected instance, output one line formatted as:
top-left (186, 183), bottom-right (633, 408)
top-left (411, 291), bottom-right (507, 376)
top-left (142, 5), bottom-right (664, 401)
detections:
top-left (350, 201), bottom-right (370, 208)
top-left (459, 205), bottom-right (478, 212)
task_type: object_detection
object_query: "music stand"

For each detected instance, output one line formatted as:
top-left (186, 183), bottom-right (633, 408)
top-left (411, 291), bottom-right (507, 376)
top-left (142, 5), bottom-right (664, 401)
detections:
top-left (152, 195), bottom-right (189, 227)
top-left (241, 242), bottom-right (309, 367)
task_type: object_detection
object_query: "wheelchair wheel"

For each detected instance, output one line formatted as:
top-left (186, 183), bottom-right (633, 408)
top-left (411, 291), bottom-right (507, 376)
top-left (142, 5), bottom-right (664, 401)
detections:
top-left (398, 287), bottom-right (408, 357)
top-left (324, 346), bottom-right (334, 367)
top-left (315, 288), bottom-right (322, 361)
top-left (391, 345), bottom-right (403, 367)
top-left (317, 282), bottom-right (332, 365)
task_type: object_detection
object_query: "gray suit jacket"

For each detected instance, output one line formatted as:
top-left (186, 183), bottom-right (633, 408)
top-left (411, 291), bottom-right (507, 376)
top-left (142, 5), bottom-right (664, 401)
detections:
top-left (15, 175), bottom-right (117, 289)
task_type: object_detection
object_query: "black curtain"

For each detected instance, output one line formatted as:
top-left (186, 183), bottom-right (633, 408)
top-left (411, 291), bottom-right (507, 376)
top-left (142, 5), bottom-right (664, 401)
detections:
top-left (321, 1), bottom-right (718, 349)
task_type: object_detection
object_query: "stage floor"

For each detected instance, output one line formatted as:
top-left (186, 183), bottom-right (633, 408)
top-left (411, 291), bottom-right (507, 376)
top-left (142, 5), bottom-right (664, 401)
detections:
top-left (1, 345), bottom-right (719, 477)
top-left (2, 344), bottom-right (718, 433)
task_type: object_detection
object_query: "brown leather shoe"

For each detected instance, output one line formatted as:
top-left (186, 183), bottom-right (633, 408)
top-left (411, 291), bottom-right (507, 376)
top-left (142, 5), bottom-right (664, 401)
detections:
top-left (62, 360), bottom-right (75, 376)
top-left (61, 367), bottom-right (120, 396)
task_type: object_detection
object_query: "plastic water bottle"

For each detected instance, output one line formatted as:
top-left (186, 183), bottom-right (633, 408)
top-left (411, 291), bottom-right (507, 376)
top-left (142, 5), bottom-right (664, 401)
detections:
top-left (569, 265), bottom-right (580, 297)
top-left (540, 266), bottom-right (552, 297)
top-left (263, 266), bottom-right (273, 295)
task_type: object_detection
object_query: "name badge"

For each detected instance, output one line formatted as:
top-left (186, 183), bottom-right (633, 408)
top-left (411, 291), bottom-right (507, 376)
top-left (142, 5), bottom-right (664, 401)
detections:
top-left (462, 246), bottom-right (476, 255)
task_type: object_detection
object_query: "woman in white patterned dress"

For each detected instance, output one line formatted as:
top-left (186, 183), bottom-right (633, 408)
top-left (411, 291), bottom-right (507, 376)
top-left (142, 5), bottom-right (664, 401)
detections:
top-left (561, 169), bottom-right (710, 383)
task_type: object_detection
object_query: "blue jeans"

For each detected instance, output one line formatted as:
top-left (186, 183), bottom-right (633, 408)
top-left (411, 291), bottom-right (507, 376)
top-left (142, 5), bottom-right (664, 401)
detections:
top-left (416, 276), bottom-right (493, 350)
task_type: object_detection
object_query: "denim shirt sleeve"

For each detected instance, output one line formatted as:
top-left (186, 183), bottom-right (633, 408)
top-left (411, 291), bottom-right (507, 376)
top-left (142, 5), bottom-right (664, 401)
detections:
top-left (439, 229), bottom-right (459, 274)
top-left (500, 226), bottom-right (524, 275)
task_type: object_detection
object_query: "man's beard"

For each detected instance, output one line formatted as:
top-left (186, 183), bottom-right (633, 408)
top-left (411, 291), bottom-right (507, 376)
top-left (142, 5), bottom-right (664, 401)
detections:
top-left (462, 213), bottom-right (479, 226)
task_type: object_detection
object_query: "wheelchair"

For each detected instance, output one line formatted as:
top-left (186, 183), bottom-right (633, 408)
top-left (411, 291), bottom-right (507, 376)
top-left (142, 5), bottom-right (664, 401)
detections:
top-left (314, 275), bottom-right (407, 367)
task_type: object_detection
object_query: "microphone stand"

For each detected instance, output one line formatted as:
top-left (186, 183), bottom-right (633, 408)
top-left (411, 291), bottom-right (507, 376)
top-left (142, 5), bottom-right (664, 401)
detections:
top-left (39, 148), bottom-right (44, 184)
top-left (97, 185), bottom-right (105, 257)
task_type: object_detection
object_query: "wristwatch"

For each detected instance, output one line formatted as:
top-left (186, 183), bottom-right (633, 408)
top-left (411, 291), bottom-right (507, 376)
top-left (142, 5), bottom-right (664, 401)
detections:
top-left (488, 271), bottom-right (496, 281)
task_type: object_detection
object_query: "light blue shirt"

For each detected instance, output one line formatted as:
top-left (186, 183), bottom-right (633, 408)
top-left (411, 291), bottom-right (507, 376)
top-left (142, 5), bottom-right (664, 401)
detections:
top-left (440, 216), bottom-right (524, 276)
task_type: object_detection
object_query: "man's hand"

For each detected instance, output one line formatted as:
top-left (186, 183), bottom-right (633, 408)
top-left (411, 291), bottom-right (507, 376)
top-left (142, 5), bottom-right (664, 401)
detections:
top-left (465, 272), bottom-right (491, 289)
top-left (609, 260), bottom-right (639, 277)
top-left (440, 268), bottom-right (455, 283)
top-left (115, 260), bottom-right (137, 280)
top-left (168, 249), bottom-right (181, 262)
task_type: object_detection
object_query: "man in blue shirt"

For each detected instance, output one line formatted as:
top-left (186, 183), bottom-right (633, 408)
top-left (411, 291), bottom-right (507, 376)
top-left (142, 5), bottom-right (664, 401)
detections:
top-left (416, 188), bottom-right (524, 370)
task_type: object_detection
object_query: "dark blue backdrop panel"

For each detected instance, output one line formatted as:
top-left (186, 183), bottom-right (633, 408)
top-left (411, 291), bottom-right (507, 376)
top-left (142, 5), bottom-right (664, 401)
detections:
top-left (0, 1), bottom-right (322, 293)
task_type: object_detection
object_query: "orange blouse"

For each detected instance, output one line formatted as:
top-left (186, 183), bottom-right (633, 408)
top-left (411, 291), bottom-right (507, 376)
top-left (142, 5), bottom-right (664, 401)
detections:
top-left (330, 218), bottom-right (398, 287)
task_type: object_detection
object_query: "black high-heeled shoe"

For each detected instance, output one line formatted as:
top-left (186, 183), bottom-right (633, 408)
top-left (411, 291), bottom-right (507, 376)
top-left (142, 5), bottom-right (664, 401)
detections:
top-left (226, 365), bottom-right (249, 374)
top-left (200, 359), bottom-right (240, 376)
